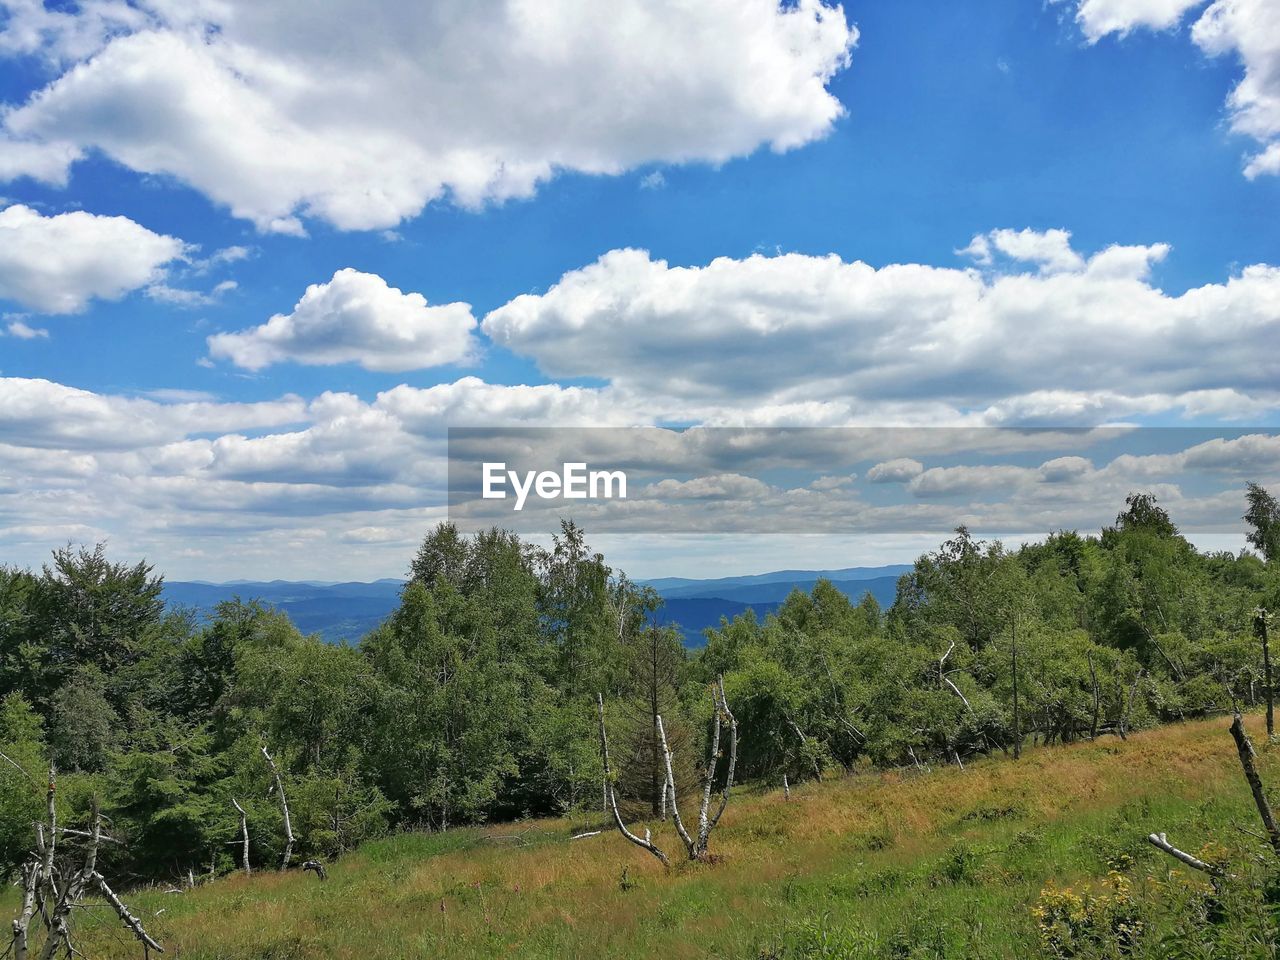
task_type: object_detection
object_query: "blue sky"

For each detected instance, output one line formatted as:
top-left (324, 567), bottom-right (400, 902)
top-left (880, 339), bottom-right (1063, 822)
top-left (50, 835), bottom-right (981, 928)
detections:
top-left (0, 0), bottom-right (1278, 579)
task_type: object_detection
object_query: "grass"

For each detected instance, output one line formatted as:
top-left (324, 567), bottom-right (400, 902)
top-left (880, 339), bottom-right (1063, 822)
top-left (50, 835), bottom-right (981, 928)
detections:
top-left (51, 714), bottom-right (1280, 959)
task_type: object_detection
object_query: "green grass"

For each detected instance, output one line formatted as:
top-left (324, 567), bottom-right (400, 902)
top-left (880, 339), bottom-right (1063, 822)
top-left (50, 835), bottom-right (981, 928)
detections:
top-left (46, 715), bottom-right (1280, 958)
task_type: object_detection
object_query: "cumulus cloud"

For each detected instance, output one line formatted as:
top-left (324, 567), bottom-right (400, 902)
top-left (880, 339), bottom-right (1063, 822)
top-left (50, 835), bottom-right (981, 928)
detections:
top-left (0, 0), bottom-right (856, 232)
top-left (1068, 0), bottom-right (1206, 39)
top-left (0, 204), bottom-right (186, 313)
top-left (482, 231), bottom-right (1280, 424)
top-left (867, 458), bottom-right (925, 483)
top-left (1063, 0), bottom-right (1280, 179)
top-left (207, 269), bottom-right (478, 372)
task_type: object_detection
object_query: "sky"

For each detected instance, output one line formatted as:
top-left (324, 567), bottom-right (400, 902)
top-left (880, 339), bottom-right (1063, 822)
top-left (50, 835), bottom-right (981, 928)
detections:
top-left (0, 0), bottom-right (1278, 581)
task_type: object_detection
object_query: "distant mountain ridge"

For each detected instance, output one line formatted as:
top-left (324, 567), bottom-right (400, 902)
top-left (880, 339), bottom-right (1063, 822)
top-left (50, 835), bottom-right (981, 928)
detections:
top-left (162, 563), bottom-right (911, 646)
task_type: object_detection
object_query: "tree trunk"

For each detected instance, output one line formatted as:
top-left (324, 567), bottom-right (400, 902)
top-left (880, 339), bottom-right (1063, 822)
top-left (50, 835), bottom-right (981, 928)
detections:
top-left (1087, 650), bottom-right (1100, 740)
top-left (1011, 619), bottom-right (1021, 760)
top-left (232, 798), bottom-right (251, 875)
top-left (1258, 609), bottom-right (1274, 739)
top-left (597, 694), bottom-right (670, 867)
top-left (1229, 712), bottom-right (1280, 856)
top-left (261, 746), bottom-right (295, 869)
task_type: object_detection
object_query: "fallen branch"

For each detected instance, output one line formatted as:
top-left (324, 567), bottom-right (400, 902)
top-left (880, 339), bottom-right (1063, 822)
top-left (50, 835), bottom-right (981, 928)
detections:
top-left (1146, 833), bottom-right (1224, 877)
top-left (92, 872), bottom-right (164, 954)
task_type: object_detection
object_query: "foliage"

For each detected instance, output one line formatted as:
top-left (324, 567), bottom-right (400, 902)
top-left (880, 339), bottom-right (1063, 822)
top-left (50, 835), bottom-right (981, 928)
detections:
top-left (0, 486), bottom-right (1276, 895)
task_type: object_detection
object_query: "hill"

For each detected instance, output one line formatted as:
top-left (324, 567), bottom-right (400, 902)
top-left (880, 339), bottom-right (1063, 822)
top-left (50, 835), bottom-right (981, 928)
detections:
top-left (161, 565), bottom-right (909, 645)
top-left (64, 714), bottom-right (1278, 959)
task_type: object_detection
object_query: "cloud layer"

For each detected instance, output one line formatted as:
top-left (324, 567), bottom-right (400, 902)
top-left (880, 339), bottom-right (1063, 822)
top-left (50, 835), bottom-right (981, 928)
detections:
top-left (483, 230), bottom-right (1280, 425)
top-left (0, 0), bottom-right (856, 232)
top-left (1, 225), bottom-right (1277, 576)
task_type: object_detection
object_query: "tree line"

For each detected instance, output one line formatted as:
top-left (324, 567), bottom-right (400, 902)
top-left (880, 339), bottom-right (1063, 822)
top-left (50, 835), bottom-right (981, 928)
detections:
top-left (0, 487), bottom-right (1278, 886)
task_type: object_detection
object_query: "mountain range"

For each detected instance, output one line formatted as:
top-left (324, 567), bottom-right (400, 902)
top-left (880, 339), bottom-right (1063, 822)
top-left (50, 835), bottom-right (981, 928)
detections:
top-left (161, 564), bottom-right (912, 646)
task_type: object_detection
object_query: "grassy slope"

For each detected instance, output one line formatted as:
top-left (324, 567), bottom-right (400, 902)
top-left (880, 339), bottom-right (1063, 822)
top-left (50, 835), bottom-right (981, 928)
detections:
top-left (65, 714), bottom-right (1277, 959)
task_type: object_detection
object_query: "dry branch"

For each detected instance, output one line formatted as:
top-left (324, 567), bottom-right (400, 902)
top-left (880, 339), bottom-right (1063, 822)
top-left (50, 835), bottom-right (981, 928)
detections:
top-left (92, 872), bottom-right (164, 954)
top-left (1146, 833), bottom-right (1224, 877)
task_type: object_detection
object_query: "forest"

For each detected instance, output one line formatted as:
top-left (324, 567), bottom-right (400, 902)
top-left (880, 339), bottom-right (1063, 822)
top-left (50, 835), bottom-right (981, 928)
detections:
top-left (2, 486), bottom-right (1280, 956)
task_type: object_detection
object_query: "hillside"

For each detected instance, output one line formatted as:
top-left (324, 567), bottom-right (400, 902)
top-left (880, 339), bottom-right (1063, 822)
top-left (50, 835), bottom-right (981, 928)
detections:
top-left (62, 714), bottom-right (1279, 959)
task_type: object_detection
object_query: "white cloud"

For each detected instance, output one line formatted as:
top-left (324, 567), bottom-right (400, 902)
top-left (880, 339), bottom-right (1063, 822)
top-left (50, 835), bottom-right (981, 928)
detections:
top-left (1069, 0), bottom-right (1206, 40)
top-left (481, 232), bottom-right (1280, 424)
top-left (0, 377), bottom-right (307, 450)
top-left (975, 227), bottom-right (1086, 274)
top-left (0, 204), bottom-right (186, 313)
top-left (207, 268), bottom-right (478, 372)
top-left (867, 458), bottom-right (924, 483)
top-left (1064, 0), bottom-right (1280, 179)
top-left (1192, 0), bottom-right (1280, 178)
top-left (3, 318), bottom-right (47, 339)
top-left (0, 0), bottom-right (856, 232)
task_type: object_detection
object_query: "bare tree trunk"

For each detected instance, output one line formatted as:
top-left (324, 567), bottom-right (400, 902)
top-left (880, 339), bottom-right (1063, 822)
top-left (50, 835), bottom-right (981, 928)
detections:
top-left (1088, 650), bottom-right (1100, 740)
top-left (232, 798), bottom-right (251, 875)
top-left (596, 694), bottom-right (670, 867)
top-left (1258, 609), bottom-right (1274, 739)
top-left (261, 745), bottom-right (295, 870)
top-left (38, 801), bottom-right (101, 960)
top-left (1011, 618), bottom-right (1021, 759)
top-left (12, 860), bottom-right (38, 960)
top-left (660, 764), bottom-right (669, 821)
top-left (697, 678), bottom-right (738, 855)
top-left (1229, 712), bottom-right (1280, 856)
top-left (1119, 670), bottom-right (1142, 740)
top-left (656, 714), bottom-right (695, 857)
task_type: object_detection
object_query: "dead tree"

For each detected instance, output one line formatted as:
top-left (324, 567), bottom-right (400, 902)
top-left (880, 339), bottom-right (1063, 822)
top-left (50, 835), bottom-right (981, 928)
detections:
top-left (596, 694), bottom-right (670, 867)
top-left (1119, 669), bottom-right (1143, 740)
top-left (261, 745), bottom-right (295, 869)
top-left (1087, 650), bottom-right (1101, 740)
top-left (232, 798), bottom-right (251, 875)
top-left (657, 676), bottom-right (739, 862)
top-left (1229, 711), bottom-right (1280, 856)
top-left (8, 768), bottom-right (163, 959)
top-left (1011, 616), bottom-right (1022, 759)
top-left (1257, 609), bottom-right (1274, 740)
top-left (1148, 712), bottom-right (1280, 881)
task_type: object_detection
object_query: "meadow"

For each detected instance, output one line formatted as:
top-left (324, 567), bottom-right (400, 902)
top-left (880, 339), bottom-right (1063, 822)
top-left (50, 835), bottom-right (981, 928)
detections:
top-left (53, 713), bottom-right (1279, 960)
